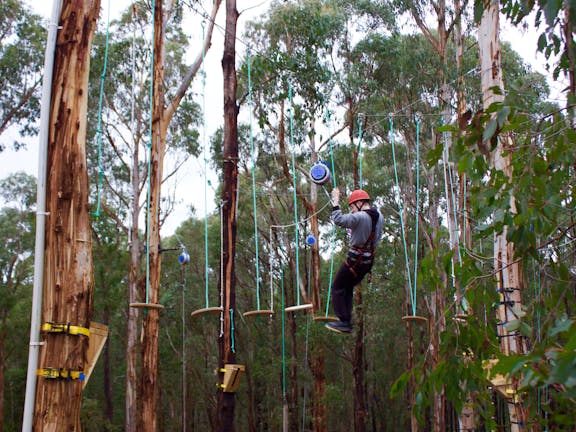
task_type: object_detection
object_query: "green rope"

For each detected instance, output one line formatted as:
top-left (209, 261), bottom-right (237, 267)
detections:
top-left (390, 117), bottom-right (417, 316)
top-left (93, 0), bottom-right (111, 218)
top-left (441, 119), bottom-right (466, 312)
top-left (269, 227), bottom-right (275, 311)
top-left (326, 107), bottom-right (337, 190)
top-left (288, 83), bottom-right (301, 305)
top-left (325, 105), bottom-right (336, 317)
top-left (413, 116), bottom-right (420, 314)
top-left (325, 224), bottom-right (336, 318)
top-left (144, 0), bottom-right (156, 306)
top-left (247, 49), bottom-right (262, 310)
top-left (201, 21), bottom-right (210, 308)
top-left (281, 266), bottom-right (286, 396)
top-left (441, 120), bottom-right (462, 265)
top-left (357, 114), bottom-right (364, 189)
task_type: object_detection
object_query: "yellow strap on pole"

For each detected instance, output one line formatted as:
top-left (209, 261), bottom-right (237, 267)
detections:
top-left (41, 322), bottom-right (91, 337)
top-left (37, 368), bottom-right (86, 381)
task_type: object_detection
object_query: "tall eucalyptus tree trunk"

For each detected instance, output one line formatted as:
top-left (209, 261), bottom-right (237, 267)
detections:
top-left (139, 1), bottom-right (165, 430)
top-left (454, 1), bottom-right (477, 429)
top-left (125, 1), bottom-right (222, 429)
top-left (479, 2), bottom-right (528, 430)
top-left (564, 5), bottom-right (576, 127)
top-left (218, 0), bottom-right (239, 430)
top-left (33, 0), bottom-right (100, 429)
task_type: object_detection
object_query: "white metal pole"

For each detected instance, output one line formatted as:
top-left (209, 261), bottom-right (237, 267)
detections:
top-left (22, 1), bottom-right (62, 430)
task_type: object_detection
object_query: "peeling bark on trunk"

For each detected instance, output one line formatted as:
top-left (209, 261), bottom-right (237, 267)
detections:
top-left (455, 2), bottom-right (477, 428)
top-left (479, 2), bottom-right (527, 430)
top-left (125, 94), bottom-right (142, 432)
top-left (289, 314), bottom-right (299, 432)
top-left (405, 318), bottom-right (418, 432)
top-left (310, 349), bottom-right (326, 432)
top-left (33, 1), bottom-right (100, 429)
top-left (353, 287), bottom-right (367, 432)
top-left (427, 290), bottom-right (446, 432)
top-left (126, 196), bottom-right (140, 432)
top-left (103, 302), bottom-right (113, 429)
top-left (139, 1), bottom-right (165, 431)
top-left (217, 1), bottom-right (239, 430)
top-left (564, 6), bottom-right (576, 126)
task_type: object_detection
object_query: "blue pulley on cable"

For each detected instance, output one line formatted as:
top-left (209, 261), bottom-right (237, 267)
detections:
top-left (305, 234), bottom-right (316, 246)
top-left (309, 161), bottom-right (331, 185)
top-left (179, 251), bottom-right (190, 265)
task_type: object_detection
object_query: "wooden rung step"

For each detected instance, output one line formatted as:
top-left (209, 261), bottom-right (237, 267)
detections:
top-left (243, 309), bottom-right (275, 317)
top-left (284, 303), bottom-right (313, 312)
top-left (129, 303), bottom-right (164, 310)
top-left (191, 306), bottom-right (223, 317)
top-left (401, 315), bottom-right (427, 323)
top-left (313, 315), bottom-right (339, 322)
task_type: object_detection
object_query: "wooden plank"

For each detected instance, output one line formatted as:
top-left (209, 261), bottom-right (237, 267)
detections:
top-left (83, 322), bottom-right (108, 389)
top-left (221, 364), bottom-right (245, 393)
top-left (191, 306), bottom-right (223, 317)
top-left (285, 303), bottom-right (313, 312)
top-left (243, 309), bottom-right (275, 317)
top-left (401, 315), bottom-right (428, 324)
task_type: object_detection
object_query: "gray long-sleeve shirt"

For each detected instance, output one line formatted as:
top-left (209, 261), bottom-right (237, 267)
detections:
top-left (331, 206), bottom-right (384, 250)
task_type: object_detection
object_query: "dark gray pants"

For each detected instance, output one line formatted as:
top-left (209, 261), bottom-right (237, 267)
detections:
top-left (331, 255), bottom-right (372, 323)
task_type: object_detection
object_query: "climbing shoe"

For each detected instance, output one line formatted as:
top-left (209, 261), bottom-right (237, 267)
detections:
top-left (325, 321), bottom-right (353, 334)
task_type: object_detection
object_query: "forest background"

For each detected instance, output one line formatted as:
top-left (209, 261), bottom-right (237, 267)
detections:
top-left (0, 0), bottom-right (574, 431)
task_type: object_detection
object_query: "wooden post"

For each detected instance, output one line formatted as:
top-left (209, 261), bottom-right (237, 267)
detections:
top-left (139, 1), bottom-right (165, 431)
top-left (478, 1), bottom-right (528, 430)
top-left (218, 0), bottom-right (239, 430)
top-left (33, 0), bottom-right (100, 429)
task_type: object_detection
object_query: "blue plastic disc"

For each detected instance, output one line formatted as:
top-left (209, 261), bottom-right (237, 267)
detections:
top-left (309, 162), bottom-right (331, 185)
top-left (306, 234), bottom-right (316, 245)
top-left (178, 251), bottom-right (190, 265)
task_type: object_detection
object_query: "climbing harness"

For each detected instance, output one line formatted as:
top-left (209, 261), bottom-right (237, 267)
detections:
top-left (344, 208), bottom-right (379, 278)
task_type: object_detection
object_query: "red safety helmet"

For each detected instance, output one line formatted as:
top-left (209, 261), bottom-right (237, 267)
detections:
top-left (348, 189), bottom-right (370, 206)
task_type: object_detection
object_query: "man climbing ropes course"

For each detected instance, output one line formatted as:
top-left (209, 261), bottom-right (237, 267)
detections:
top-left (325, 188), bottom-right (384, 334)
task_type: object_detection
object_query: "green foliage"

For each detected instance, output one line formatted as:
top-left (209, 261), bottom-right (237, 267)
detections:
top-left (86, 2), bottom-right (202, 226)
top-left (497, 0), bottom-right (576, 83)
top-left (0, 0), bottom-right (46, 151)
top-left (244, 0), bottom-right (346, 118)
top-left (447, 61), bottom-right (576, 427)
top-left (0, 173), bottom-right (35, 431)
